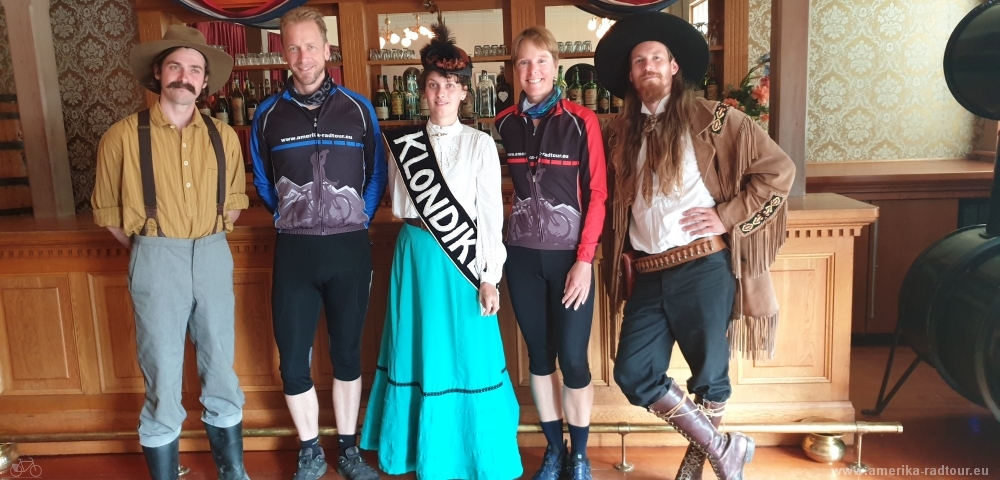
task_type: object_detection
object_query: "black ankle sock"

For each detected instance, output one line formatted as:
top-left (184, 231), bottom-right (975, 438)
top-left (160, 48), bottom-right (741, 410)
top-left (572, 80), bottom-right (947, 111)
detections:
top-left (300, 436), bottom-right (322, 458)
top-left (568, 424), bottom-right (589, 457)
top-left (338, 434), bottom-right (357, 457)
top-left (540, 419), bottom-right (566, 454)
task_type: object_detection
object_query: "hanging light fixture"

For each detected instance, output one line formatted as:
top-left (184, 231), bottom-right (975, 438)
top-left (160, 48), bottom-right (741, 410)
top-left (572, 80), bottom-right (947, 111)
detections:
top-left (587, 17), bottom-right (598, 31)
top-left (379, 17), bottom-right (397, 49)
top-left (595, 18), bottom-right (614, 39)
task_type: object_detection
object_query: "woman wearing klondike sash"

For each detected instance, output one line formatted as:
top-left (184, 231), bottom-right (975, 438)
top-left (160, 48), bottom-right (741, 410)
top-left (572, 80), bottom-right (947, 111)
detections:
top-left (360, 23), bottom-right (522, 480)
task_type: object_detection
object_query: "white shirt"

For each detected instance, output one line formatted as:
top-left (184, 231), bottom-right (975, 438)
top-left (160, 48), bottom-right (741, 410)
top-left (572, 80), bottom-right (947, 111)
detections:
top-left (388, 119), bottom-right (507, 285)
top-left (629, 96), bottom-right (717, 254)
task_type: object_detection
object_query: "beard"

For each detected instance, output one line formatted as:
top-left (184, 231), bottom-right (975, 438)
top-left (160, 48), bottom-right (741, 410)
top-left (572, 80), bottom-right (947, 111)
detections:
top-left (292, 65), bottom-right (325, 89)
top-left (634, 73), bottom-right (671, 105)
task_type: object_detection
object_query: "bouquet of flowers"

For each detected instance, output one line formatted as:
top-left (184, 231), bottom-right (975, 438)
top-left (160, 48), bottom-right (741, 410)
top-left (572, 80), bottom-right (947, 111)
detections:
top-left (723, 53), bottom-right (770, 125)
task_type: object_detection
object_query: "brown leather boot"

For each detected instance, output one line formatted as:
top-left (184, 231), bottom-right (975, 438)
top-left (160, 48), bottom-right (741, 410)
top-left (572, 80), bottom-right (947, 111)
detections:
top-left (674, 396), bottom-right (726, 480)
top-left (648, 383), bottom-right (753, 480)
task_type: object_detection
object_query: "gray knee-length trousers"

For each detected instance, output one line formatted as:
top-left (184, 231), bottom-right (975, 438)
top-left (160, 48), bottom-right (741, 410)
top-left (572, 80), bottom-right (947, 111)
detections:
top-left (128, 232), bottom-right (245, 447)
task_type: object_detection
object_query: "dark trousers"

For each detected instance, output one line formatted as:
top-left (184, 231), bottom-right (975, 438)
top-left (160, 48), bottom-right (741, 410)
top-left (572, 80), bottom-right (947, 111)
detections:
top-left (505, 246), bottom-right (594, 389)
top-left (613, 251), bottom-right (736, 406)
top-left (272, 230), bottom-right (373, 395)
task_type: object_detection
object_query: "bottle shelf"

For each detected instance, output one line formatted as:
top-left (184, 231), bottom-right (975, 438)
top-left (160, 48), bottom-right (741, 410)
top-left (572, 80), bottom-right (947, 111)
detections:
top-left (560, 52), bottom-right (595, 59)
top-left (232, 61), bottom-right (342, 72)
top-left (367, 55), bottom-right (512, 67)
top-left (709, 45), bottom-right (723, 51)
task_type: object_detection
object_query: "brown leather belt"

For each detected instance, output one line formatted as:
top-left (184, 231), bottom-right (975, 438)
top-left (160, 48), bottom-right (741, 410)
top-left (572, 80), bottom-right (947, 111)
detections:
top-left (404, 218), bottom-right (430, 231)
top-left (632, 235), bottom-right (727, 274)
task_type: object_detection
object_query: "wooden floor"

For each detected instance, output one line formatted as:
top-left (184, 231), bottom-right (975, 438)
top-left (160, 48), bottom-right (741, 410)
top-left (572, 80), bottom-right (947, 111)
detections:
top-left (2, 347), bottom-right (998, 479)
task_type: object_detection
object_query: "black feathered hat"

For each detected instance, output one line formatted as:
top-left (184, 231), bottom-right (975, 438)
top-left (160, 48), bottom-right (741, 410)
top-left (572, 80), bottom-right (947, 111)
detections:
top-left (420, 23), bottom-right (473, 79)
top-left (594, 12), bottom-right (708, 99)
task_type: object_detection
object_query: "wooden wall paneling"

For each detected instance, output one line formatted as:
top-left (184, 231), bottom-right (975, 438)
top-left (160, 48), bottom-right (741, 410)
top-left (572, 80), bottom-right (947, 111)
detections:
top-left (0, 274), bottom-right (83, 394)
top-left (722, 0), bottom-right (749, 93)
top-left (740, 252), bottom-right (834, 384)
top-left (769, 0), bottom-right (808, 197)
top-left (88, 273), bottom-right (144, 393)
top-left (867, 198), bottom-right (959, 334)
top-left (0, 0), bottom-right (75, 218)
top-left (69, 272), bottom-right (102, 395)
top-left (337, 1), bottom-right (370, 96)
top-left (851, 224), bottom-right (873, 335)
top-left (232, 269), bottom-right (282, 391)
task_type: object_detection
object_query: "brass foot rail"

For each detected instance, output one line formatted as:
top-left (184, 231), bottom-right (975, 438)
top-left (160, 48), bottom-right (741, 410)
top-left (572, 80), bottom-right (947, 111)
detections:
top-left (0, 421), bottom-right (901, 474)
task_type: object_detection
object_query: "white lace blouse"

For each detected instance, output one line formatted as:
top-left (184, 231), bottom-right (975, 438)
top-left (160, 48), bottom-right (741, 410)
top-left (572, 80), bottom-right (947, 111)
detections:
top-left (388, 119), bottom-right (507, 285)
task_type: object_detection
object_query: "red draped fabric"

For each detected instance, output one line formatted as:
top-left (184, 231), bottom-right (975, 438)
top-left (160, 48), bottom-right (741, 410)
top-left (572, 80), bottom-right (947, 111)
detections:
top-left (267, 32), bottom-right (284, 86)
top-left (190, 21), bottom-right (249, 95)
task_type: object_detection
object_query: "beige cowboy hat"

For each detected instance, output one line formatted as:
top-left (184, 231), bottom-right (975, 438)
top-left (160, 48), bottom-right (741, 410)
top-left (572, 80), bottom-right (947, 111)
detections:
top-left (129, 25), bottom-right (234, 95)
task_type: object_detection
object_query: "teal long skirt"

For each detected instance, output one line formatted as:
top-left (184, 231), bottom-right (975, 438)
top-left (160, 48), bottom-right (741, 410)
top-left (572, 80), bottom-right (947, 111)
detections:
top-left (361, 223), bottom-right (523, 480)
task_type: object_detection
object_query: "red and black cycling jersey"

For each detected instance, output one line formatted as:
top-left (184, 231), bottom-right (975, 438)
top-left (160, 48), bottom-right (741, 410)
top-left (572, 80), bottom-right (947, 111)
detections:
top-left (495, 99), bottom-right (607, 263)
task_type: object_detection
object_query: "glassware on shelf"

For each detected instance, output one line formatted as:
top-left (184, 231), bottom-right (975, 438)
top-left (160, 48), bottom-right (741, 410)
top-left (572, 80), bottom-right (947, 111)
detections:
top-left (474, 45), bottom-right (483, 57)
top-left (235, 54), bottom-right (245, 66)
top-left (708, 21), bottom-right (720, 47)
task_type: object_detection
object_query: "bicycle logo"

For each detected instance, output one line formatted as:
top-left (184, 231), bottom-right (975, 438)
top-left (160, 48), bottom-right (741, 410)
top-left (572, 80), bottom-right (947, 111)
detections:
top-left (9, 456), bottom-right (42, 477)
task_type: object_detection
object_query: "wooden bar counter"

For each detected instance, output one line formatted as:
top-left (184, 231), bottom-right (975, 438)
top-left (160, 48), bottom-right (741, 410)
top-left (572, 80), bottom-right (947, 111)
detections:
top-left (0, 192), bottom-right (876, 454)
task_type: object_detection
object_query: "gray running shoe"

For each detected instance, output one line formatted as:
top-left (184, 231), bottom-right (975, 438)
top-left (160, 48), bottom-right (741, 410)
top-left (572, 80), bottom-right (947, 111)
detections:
top-left (337, 446), bottom-right (380, 480)
top-left (292, 447), bottom-right (328, 480)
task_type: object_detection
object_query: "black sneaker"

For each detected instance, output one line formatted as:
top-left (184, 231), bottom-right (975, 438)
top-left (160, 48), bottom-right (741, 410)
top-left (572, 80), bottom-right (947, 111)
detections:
top-left (337, 446), bottom-right (379, 480)
top-left (532, 442), bottom-right (566, 480)
top-left (292, 447), bottom-right (328, 480)
top-left (564, 453), bottom-right (592, 480)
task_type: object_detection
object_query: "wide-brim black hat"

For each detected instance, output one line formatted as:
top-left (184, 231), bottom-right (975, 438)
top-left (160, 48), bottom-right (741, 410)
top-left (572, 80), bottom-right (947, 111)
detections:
top-left (594, 12), bottom-right (708, 99)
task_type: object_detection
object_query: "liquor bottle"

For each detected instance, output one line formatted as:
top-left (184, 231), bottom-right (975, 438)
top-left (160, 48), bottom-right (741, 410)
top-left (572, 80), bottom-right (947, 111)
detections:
top-left (405, 74), bottom-right (419, 120)
top-left (390, 76), bottom-right (405, 120)
top-left (262, 78), bottom-right (271, 99)
top-left (583, 71), bottom-right (598, 111)
top-left (705, 63), bottom-right (719, 101)
top-left (495, 66), bottom-right (513, 112)
top-left (245, 79), bottom-right (259, 122)
top-left (419, 91), bottom-right (430, 119)
top-left (597, 85), bottom-right (611, 114)
top-left (374, 75), bottom-right (390, 120)
top-left (567, 70), bottom-right (582, 105)
top-left (460, 77), bottom-right (476, 121)
top-left (214, 90), bottom-right (230, 125)
top-left (611, 94), bottom-right (623, 113)
top-left (274, 80), bottom-right (284, 96)
top-left (476, 70), bottom-right (496, 118)
top-left (197, 97), bottom-right (212, 118)
top-left (556, 65), bottom-right (568, 99)
top-left (229, 79), bottom-right (246, 126)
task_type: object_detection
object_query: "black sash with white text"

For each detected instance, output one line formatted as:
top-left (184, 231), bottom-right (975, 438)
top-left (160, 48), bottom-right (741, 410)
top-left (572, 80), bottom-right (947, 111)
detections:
top-left (385, 126), bottom-right (480, 287)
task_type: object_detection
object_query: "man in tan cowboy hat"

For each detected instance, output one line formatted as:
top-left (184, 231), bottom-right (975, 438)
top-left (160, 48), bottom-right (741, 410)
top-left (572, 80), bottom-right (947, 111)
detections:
top-left (595, 12), bottom-right (795, 480)
top-left (91, 25), bottom-right (250, 480)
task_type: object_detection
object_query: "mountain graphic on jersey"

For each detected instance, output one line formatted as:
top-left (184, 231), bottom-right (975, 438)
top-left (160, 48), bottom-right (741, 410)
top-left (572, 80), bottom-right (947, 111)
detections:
top-left (510, 195), bottom-right (581, 244)
top-left (273, 149), bottom-right (368, 230)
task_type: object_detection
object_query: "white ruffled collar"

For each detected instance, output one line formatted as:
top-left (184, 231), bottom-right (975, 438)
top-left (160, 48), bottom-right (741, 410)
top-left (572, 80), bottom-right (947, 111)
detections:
top-left (427, 118), bottom-right (463, 137)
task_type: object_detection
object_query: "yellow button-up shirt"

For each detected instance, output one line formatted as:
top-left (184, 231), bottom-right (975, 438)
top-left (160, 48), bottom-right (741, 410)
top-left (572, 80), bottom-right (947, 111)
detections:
top-left (91, 102), bottom-right (249, 238)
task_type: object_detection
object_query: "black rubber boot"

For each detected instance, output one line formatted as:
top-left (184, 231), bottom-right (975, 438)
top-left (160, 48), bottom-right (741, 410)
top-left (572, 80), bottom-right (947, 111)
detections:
top-left (205, 422), bottom-right (251, 480)
top-left (142, 437), bottom-right (180, 480)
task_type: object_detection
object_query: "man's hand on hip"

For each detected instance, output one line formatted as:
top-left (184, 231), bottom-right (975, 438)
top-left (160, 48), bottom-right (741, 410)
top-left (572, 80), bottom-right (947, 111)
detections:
top-left (679, 207), bottom-right (726, 235)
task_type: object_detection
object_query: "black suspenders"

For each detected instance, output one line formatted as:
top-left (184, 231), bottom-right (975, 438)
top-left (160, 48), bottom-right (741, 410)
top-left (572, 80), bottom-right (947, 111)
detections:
top-left (136, 109), bottom-right (227, 237)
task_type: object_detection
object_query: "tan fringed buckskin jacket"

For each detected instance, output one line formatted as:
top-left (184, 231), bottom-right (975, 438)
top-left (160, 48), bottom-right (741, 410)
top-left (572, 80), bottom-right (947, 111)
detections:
top-left (602, 98), bottom-right (796, 361)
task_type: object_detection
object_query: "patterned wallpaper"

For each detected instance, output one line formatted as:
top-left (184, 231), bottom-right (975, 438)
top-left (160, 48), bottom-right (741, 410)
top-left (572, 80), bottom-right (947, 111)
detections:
top-left (50, 0), bottom-right (145, 211)
top-left (0, 6), bottom-right (14, 95)
top-left (747, 0), bottom-right (770, 71)
top-left (748, 0), bottom-right (983, 162)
